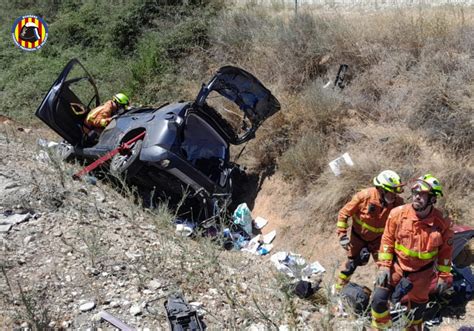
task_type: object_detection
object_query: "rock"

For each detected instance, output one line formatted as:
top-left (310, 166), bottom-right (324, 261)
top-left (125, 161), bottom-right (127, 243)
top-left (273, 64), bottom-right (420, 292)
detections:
top-left (130, 304), bottom-right (142, 316)
top-left (79, 301), bottom-right (96, 312)
top-left (248, 323), bottom-right (266, 331)
top-left (61, 321), bottom-right (71, 328)
top-left (1, 213), bottom-right (31, 225)
top-left (147, 279), bottom-right (161, 290)
top-left (300, 310), bottom-right (311, 320)
top-left (23, 235), bottom-right (34, 245)
top-left (109, 301), bottom-right (120, 308)
top-left (189, 302), bottom-right (203, 309)
top-left (0, 224), bottom-right (12, 233)
top-left (88, 268), bottom-right (100, 276)
top-left (208, 288), bottom-right (218, 295)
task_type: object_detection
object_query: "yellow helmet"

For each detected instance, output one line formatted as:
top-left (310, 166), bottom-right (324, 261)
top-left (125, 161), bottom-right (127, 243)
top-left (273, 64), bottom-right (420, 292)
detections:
top-left (113, 93), bottom-right (129, 106)
top-left (373, 170), bottom-right (404, 193)
top-left (411, 174), bottom-right (443, 197)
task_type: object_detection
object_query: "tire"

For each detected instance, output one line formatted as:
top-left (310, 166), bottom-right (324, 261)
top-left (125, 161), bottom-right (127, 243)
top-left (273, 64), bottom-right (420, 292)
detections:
top-left (110, 139), bottom-right (143, 178)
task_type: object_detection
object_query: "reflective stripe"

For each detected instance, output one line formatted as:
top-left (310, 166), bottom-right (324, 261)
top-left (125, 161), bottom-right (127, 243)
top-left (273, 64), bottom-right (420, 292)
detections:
top-left (371, 308), bottom-right (390, 319)
top-left (354, 217), bottom-right (385, 233)
top-left (338, 273), bottom-right (349, 280)
top-left (371, 319), bottom-right (392, 329)
top-left (437, 264), bottom-right (451, 273)
top-left (337, 221), bottom-right (348, 228)
top-left (395, 242), bottom-right (438, 260)
top-left (379, 252), bottom-right (393, 261)
top-left (335, 284), bottom-right (343, 290)
top-left (86, 107), bottom-right (102, 123)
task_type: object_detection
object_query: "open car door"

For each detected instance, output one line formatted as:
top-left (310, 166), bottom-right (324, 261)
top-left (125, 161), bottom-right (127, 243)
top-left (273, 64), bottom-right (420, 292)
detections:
top-left (35, 59), bottom-right (100, 146)
top-left (194, 66), bottom-right (281, 145)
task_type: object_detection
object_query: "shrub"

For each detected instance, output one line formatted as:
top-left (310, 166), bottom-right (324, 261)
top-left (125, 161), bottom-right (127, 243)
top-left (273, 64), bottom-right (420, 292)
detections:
top-left (279, 131), bottom-right (329, 182)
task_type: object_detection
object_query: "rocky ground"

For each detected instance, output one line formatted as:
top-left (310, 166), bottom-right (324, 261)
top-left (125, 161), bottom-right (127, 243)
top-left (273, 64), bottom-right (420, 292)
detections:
top-left (0, 125), bottom-right (332, 330)
top-left (0, 123), bottom-right (472, 330)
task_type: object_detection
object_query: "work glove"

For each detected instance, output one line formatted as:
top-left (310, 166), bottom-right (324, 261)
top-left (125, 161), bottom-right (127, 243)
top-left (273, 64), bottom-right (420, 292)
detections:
top-left (375, 267), bottom-right (390, 287)
top-left (435, 278), bottom-right (449, 295)
top-left (339, 234), bottom-right (350, 251)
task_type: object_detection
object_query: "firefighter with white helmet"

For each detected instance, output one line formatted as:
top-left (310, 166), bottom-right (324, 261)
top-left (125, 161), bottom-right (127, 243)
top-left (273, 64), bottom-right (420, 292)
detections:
top-left (335, 170), bottom-right (405, 290)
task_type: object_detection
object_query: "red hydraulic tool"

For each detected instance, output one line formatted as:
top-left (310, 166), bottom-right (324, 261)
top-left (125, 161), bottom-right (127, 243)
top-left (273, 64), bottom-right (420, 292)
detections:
top-left (72, 131), bottom-right (146, 180)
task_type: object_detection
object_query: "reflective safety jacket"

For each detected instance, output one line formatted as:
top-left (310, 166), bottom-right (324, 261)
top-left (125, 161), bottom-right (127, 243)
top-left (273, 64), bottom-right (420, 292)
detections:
top-left (337, 187), bottom-right (403, 242)
top-left (84, 100), bottom-right (117, 129)
top-left (378, 204), bottom-right (453, 280)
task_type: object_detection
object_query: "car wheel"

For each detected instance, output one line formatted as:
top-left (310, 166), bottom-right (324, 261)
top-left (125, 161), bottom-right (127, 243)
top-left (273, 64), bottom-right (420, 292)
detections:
top-left (110, 139), bottom-right (143, 178)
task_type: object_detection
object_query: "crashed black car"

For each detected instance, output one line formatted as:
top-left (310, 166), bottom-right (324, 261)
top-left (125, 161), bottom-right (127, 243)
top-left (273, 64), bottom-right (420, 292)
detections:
top-left (36, 59), bottom-right (280, 221)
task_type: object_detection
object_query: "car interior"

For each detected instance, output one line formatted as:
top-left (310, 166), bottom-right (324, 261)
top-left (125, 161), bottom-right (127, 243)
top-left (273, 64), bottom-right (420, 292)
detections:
top-left (181, 113), bottom-right (228, 185)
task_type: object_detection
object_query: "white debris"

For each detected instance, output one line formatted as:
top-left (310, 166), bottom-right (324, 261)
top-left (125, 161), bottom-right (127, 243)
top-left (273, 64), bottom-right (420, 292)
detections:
top-left (0, 213), bottom-right (31, 225)
top-left (329, 152), bottom-right (354, 176)
top-left (254, 216), bottom-right (268, 230)
top-left (263, 230), bottom-right (276, 244)
top-left (130, 304), bottom-right (142, 316)
top-left (0, 224), bottom-right (12, 233)
top-left (270, 251), bottom-right (325, 280)
top-left (79, 301), bottom-right (96, 312)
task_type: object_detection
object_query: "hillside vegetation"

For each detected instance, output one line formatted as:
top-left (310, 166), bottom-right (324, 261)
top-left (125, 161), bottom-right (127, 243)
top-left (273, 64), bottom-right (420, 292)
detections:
top-left (0, 1), bottom-right (473, 329)
top-left (2, 1), bottom-right (472, 228)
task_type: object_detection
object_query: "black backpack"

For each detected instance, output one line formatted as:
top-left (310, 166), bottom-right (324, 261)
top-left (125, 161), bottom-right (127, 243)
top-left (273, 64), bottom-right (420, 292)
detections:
top-left (340, 282), bottom-right (371, 315)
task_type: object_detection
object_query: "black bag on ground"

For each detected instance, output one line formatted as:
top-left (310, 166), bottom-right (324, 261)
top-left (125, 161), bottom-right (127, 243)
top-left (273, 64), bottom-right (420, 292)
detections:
top-left (294, 280), bottom-right (318, 298)
top-left (340, 282), bottom-right (371, 314)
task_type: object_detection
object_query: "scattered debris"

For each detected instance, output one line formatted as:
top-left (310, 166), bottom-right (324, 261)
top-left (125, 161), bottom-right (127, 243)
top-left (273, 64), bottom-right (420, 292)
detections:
top-left (0, 212), bottom-right (31, 225)
top-left (175, 220), bottom-right (196, 237)
top-left (37, 138), bottom-right (59, 149)
top-left (257, 243), bottom-right (273, 255)
top-left (165, 293), bottom-right (204, 331)
top-left (262, 230), bottom-right (276, 244)
top-left (99, 311), bottom-right (135, 331)
top-left (0, 212), bottom-right (32, 233)
top-left (254, 216), bottom-right (268, 230)
top-left (130, 304), bottom-right (142, 316)
top-left (232, 203), bottom-right (253, 236)
top-left (270, 251), bottom-right (325, 280)
top-left (0, 224), bottom-right (12, 233)
top-left (294, 279), bottom-right (321, 299)
top-left (334, 64), bottom-right (349, 89)
top-left (79, 301), bottom-right (96, 312)
top-left (329, 152), bottom-right (354, 176)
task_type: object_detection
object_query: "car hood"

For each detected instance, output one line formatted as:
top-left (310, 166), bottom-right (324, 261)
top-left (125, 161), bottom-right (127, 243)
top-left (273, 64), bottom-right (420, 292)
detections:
top-left (195, 66), bottom-right (281, 143)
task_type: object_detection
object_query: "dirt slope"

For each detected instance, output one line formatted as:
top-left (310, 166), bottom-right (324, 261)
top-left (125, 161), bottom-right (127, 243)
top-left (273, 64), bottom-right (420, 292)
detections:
top-left (0, 121), bottom-right (472, 330)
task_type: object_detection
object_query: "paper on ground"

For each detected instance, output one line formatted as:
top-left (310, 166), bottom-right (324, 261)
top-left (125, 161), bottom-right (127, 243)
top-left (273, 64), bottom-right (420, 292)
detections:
top-left (254, 216), bottom-right (268, 230)
top-left (263, 230), bottom-right (276, 244)
top-left (329, 152), bottom-right (354, 176)
top-left (241, 235), bottom-right (261, 254)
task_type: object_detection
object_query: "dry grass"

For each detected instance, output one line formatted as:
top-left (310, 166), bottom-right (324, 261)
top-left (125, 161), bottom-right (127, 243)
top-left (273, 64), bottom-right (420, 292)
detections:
top-left (204, 4), bottom-right (474, 227)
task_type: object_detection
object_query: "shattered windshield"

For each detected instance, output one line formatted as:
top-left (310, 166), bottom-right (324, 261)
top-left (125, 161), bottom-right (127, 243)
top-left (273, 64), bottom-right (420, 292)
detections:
top-left (205, 90), bottom-right (252, 137)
